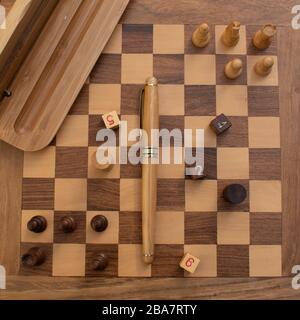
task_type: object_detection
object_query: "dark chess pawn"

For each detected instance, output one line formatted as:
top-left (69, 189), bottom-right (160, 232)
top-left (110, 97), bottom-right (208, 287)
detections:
top-left (91, 215), bottom-right (108, 232)
top-left (223, 184), bottom-right (247, 204)
top-left (22, 247), bottom-right (46, 267)
top-left (185, 164), bottom-right (205, 180)
top-left (59, 216), bottom-right (77, 233)
top-left (27, 216), bottom-right (47, 233)
top-left (92, 253), bottom-right (108, 271)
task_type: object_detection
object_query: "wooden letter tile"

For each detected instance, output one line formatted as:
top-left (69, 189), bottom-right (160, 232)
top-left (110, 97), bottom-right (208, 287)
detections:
top-left (179, 252), bottom-right (200, 273)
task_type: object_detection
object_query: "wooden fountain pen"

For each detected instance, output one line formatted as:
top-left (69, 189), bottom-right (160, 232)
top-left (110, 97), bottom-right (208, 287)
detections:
top-left (140, 77), bottom-right (159, 264)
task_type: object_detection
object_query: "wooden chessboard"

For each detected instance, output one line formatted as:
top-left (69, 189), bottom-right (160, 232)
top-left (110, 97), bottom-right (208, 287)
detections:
top-left (20, 23), bottom-right (282, 278)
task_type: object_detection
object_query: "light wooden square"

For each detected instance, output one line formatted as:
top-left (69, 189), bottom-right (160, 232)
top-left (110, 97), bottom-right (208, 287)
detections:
top-left (215, 25), bottom-right (247, 55)
top-left (185, 55), bottom-right (216, 85)
top-left (55, 179), bottom-right (87, 211)
top-left (56, 115), bottom-right (88, 147)
top-left (158, 147), bottom-right (185, 178)
top-left (248, 117), bottom-right (280, 148)
top-left (185, 180), bottom-right (217, 212)
top-left (159, 85), bottom-right (184, 115)
top-left (218, 212), bottom-right (250, 244)
top-left (250, 180), bottom-right (282, 212)
top-left (86, 211), bottom-right (119, 244)
top-left (184, 245), bottom-right (217, 277)
top-left (89, 84), bottom-right (121, 114)
top-left (250, 245), bottom-right (282, 277)
top-left (88, 147), bottom-right (120, 178)
top-left (103, 24), bottom-right (122, 54)
top-left (155, 211), bottom-right (184, 244)
top-left (21, 210), bottom-right (54, 243)
top-left (118, 244), bottom-right (151, 277)
top-left (53, 244), bottom-right (86, 276)
top-left (217, 148), bottom-right (249, 179)
top-left (184, 116), bottom-right (216, 147)
top-left (216, 85), bottom-right (248, 116)
top-left (122, 54), bottom-right (153, 84)
top-left (120, 115), bottom-right (140, 146)
top-left (153, 25), bottom-right (184, 54)
top-left (120, 179), bottom-right (141, 211)
top-left (23, 147), bottom-right (56, 178)
top-left (247, 56), bottom-right (278, 86)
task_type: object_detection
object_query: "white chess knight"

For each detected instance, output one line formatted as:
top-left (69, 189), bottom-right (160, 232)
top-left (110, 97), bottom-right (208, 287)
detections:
top-left (0, 5), bottom-right (6, 30)
top-left (0, 265), bottom-right (6, 289)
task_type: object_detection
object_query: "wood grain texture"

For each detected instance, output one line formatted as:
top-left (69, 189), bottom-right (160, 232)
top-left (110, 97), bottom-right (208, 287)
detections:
top-left (0, 0), bottom-right (300, 298)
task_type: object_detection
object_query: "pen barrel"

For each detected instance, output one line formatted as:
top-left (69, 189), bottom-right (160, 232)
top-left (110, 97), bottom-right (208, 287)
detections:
top-left (141, 77), bottom-right (159, 264)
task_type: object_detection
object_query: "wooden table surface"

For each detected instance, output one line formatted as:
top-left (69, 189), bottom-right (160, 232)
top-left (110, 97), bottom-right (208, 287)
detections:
top-left (0, 0), bottom-right (300, 299)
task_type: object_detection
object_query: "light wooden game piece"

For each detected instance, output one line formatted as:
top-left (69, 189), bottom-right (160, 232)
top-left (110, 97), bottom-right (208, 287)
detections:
top-left (221, 21), bottom-right (241, 47)
top-left (252, 24), bottom-right (276, 50)
top-left (22, 247), bottom-right (46, 267)
top-left (91, 150), bottom-right (113, 171)
top-left (224, 58), bottom-right (243, 79)
top-left (210, 114), bottom-right (232, 135)
top-left (102, 111), bottom-right (120, 129)
top-left (59, 216), bottom-right (77, 233)
top-left (179, 253), bottom-right (200, 273)
top-left (254, 56), bottom-right (274, 76)
top-left (192, 23), bottom-right (211, 48)
top-left (91, 215), bottom-right (108, 232)
top-left (27, 215), bottom-right (48, 233)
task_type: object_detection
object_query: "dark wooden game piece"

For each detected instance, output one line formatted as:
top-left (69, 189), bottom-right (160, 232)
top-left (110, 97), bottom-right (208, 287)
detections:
top-left (91, 215), bottom-right (108, 232)
top-left (185, 164), bottom-right (205, 180)
top-left (92, 253), bottom-right (109, 271)
top-left (27, 215), bottom-right (48, 233)
top-left (210, 114), bottom-right (232, 135)
top-left (59, 216), bottom-right (77, 233)
top-left (3, 89), bottom-right (12, 98)
top-left (21, 247), bottom-right (46, 267)
top-left (223, 184), bottom-right (247, 204)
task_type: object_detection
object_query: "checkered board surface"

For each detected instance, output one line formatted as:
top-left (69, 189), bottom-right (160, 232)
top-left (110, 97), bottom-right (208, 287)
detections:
top-left (20, 24), bottom-right (282, 277)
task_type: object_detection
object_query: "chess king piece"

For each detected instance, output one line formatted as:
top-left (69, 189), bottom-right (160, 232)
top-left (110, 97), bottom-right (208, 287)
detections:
top-left (27, 215), bottom-right (47, 233)
top-left (22, 247), bottom-right (46, 267)
top-left (91, 150), bottom-right (113, 171)
top-left (59, 216), bottom-right (77, 233)
top-left (92, 253), bottom-right (108, 271)
top-left (254, 56), bottom-right (274, 76)
top-left (224, 58), bottom-right (243, 79)
top-left (91, 215), bottom-right (108, 232)
top-left (221, 21), bottom-right (241, 47)
top-left (192, 23), bottom-right (211, 48)
top-left (223, 184), bottom-right (247, 204)
top-left (252, 24), bottom-right (276, 50)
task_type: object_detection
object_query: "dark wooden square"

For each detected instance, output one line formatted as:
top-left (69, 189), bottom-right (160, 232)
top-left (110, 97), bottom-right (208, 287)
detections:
top-left (159, 115), bottom-right (184, 147)
top-left (185, 85), bottom-right (216, 116)
top-left (154, 54), bottom-right (184, 84)
top-left (185, 212), bottom-right (217, 244)
top-left (87, 179), bottom-right (120, 211)
top-left (90, 54), bottom-right (121, 84)
top-left (246, 25), bottom-right (277, 55)
top-left (184, 24), bottom-right (215, 54)
top-left (54, 212), bottom-right (86, 244)
top-left (250, 213), bottom-right (282, 245)
top-left (55, 147), bottom-right (88, 178)
top-left (249, 149), bottom-right (281, 180)
top-left (120, 163), bottom-right (142, 179)
top-left (68, 84), bottom-right (89, 115)
top-left (218, 180), bottom-right (249, 212)
top-left (217, 245), bottom-right (249, 277)
top-left (216, 55), bottom-right (247, 85)
top-left (152, 244), bottom-right (184, 277)
top-left (122, 24), bottom-right (153, 53)
top-left (121, 84), bottom-right (143, 115)
top-left (19, 243), bottom-right (53, 276)
top-left (22, 178), bottom-right (54, 210)
top-left (210, 113), bottom-right (232, 135)
top-left (157, 179), bottom-right (185, 211)
top-left (217, 116), bottom-right (248, 147)
top-left (119, 212), bottom-right (142, 244)
top-left (89, 115), bottom-right (119, 147)
top-left (85, 244), bottom-right (118, 277)
top-left (248, 86), bottom-right (279, 116)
